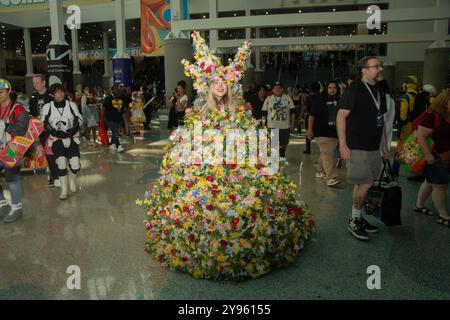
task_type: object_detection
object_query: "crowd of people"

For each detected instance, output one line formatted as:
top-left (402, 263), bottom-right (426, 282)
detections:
top-left (242, 57), bottom-right (450, 239)
top-left (0, 55), bottom-right (449, 242)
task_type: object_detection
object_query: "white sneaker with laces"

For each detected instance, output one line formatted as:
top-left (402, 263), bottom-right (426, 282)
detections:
top-left (117, 145), bottom-right (125, 153)
top-left (327, 179), bottom-right (341, 187)
top-left (315, 172), bottom-right (326, 179)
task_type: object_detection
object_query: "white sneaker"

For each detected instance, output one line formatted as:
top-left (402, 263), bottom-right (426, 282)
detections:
top-left (54, 179), bottom-right (61, 188)
top-left (109, 144), bottom-right (117, 150)
top-left (327, 179), bottom-right (341, 187)
top-left (315, 172), bottom-right (326, 179)
top-left (117, 145), bottom-right (125, 153)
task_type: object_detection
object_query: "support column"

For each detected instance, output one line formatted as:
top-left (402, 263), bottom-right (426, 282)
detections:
top-left (254, 28), bottom-right (264, 85)
top-left (48, 0), bottom-right (73, 91)
top-left (71, 27), bottom-right (83, 91)
top-left (112, 0), bottom-right (131, 87)
top-left (103, 31), bottom-right (112, 89)
top-left (423, 42), bottom-right (450, 92)
top-left (23, 28), bottom-right (34, 96)
top-left (245, 8), bottom-right (251, 40)
top-left (209, 0), bottom-right (218, 50)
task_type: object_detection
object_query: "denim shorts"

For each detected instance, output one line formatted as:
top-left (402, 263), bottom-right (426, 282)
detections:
top-left (423, 160), bottom-right (450, 185)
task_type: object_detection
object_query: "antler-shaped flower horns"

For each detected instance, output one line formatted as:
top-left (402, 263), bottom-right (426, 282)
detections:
top-left (181, 31), bottom-right (252, 96)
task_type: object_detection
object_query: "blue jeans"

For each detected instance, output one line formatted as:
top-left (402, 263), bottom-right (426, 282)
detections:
top-left (0, 159), bottom-right (24, 205)
top-left (105, 120), bottom-right (121, 147)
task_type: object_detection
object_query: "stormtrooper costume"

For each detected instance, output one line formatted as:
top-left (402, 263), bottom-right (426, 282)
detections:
top-left (42, 99), bottom-right (83, 200)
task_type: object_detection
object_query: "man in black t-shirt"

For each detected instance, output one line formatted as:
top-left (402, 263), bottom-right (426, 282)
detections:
top-left (29, 74), bottom-right (59, 188)
top-left (337, 56), bottom-right (390, 241)
top-left (103, 85), bottom-right (125, 153)
top-left (302, 82), bottom-right (321, 154)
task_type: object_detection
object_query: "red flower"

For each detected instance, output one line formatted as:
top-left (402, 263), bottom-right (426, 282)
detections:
top-left (146, 224), bottom-right (152, 230)
top-left (228, 195), bottom-right (237, 202)
top-left (220, 239), bottom-right (228, 247)
top-left (268, 207), bottom-right (274, 214)
top-left (182, 257), bottom-right (189, 262)
top-left (158, 210), bottom-right (164, 215)
top-left (171, 249), bottom-right (176, 254)
top-left (158, 254), bottom-right (164, 262)
top-left (212, 184), bottom-right (218, 189)
top-left (200, 62), bottom-right (205, 69)
top-left (270, 215), bottom-right (276, 220)
top-left (236, 65), bottom-right (241, 71)
top-left (255, 191), bottom-right (261, 197)
top-left (206, 176), bottom-right (214, 182)
top-left (163, 230), bottom-right (169, 235)
top-left (251, 213), bottom-right (257, 219)
top-left (232, 217), bottom-right (239, 225)
top-left (186, 181), bottom-right (194, 188)
top-left (206, 204), bottom-right (215, 211)
top-left (189, 234), bottom-right (195, 242)
top-left (211, 190), bottom-right (219, 196)
top-left (309, 219), bottom-right (316, 227)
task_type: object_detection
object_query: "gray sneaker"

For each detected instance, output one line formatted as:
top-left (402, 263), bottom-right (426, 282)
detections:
top-left (3, 207), bottom-right (23, 223)
top-left (0, 204), bottom-right (11, 219)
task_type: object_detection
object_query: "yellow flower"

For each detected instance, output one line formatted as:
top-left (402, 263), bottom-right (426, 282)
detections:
top-left (216, 255), bottom-right (226, 262)
top-left (135, 199), bottom-right (143, 206)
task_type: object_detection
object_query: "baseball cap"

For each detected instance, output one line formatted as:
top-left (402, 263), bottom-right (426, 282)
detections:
top-left (422, 84), bottom-right (437, 96)
top-left (0, 79), bottom-right (12, 91)
top-left (273, 81), bottom-right (282, 87)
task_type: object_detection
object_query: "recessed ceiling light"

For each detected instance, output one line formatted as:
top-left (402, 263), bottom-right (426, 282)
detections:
top-left (333, 8), bottom-right (336, 12)
top-left (265, 11), bottom-right (268, 15)
top-left (203, 15), bottom-right (206, 18)
top-left (298, 10), bottom-right (302, 13)
top-left (108, 28), bottom-right (112, 32)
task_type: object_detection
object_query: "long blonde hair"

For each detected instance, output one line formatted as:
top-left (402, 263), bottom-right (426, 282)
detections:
top-left (194, 83), bottom-right (236, 115)
top-left (428, 91), bottom-right (450, 119)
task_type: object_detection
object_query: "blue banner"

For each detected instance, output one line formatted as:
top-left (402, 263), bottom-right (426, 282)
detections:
top-left (112, 58), bottom-right (131, 87)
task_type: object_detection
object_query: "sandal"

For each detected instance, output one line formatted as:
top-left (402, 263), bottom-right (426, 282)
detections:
top-left (414, 206), bottom-right (434, 216)
top-left (437, 217), bottom-right (450, 227)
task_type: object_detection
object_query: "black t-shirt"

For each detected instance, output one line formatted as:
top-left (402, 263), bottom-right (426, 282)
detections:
top-left (251, 95), bottom-right (265, 120)
top-left (310, 95), bottom-right (339, 139)
top-left (305, 94), bottom-right (320, 113)
top-left (29, 90), bottom-right (53, 118)
top-left (104, 95), bottom-right (124, 123)
top-left (339, 80), bottom-right (387, 151)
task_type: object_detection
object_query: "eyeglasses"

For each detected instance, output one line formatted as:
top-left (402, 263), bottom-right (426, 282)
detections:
top-left (365, 64), bottom-right (383, 70)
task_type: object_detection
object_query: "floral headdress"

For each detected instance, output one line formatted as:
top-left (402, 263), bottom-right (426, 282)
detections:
top-left (181, 31), bottom-right (252, 96)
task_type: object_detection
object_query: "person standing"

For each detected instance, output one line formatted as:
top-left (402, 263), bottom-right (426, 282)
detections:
top-left (308, 80), bottom-right (341, 187)
top-left (250, 86), bottom-right (266, 121)
top-left (262, 82), bottom-right (296, 160)
top-left (414, 92), bottom-right (450, 227)
top-left (42, 83), bottom-right (83, 200)
top-left (29, 74), bottom-right (59, 188)
top-left (0, 79), bottom-right (29, 223)
top-left (103, 85), bottom-right (125, 153)
top-left (337, 56), bottom-right (389, 241)
top-left (175, 82), bottom-right (188, 126)
top-left (302, 82), bottom-right (321, 154)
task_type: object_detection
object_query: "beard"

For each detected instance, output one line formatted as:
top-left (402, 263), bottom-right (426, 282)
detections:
top-left (375, 74), bottom-right (384, 83)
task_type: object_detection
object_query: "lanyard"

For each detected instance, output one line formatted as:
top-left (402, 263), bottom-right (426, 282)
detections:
top-left (362, 80), bottom-right (381, 111)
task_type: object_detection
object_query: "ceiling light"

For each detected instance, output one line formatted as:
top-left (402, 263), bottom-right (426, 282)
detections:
top-left (298, 10), bottom-right (302, 13)
top-left (333, 8), bottom-right (336, 12)
top-left (233, 13), bottom-right (237, 16)
top-left (265, 11), bottom-right (268, 15)
top-left (108, 28), bottom-right (112, 32)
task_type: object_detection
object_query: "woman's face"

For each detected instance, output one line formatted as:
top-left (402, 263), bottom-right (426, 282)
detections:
top-left (54, 89), bottom-right (66, 102)
top-left (0, 89), bottom-right (10, 105)
top-left (258, 88), bottom-right (265, 98)
top-left (327, 83), bottom-right (338, 97)
top-left (211, 78), bottom-right (227, 100)
top-left (176, 85), bottom-right (185, 95)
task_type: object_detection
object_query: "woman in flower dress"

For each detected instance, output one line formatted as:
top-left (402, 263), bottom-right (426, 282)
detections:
top-left (140, 32), bottom-right (316, 280)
